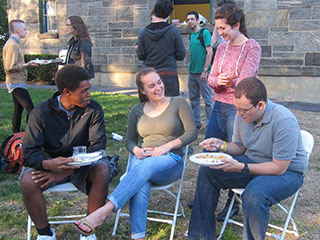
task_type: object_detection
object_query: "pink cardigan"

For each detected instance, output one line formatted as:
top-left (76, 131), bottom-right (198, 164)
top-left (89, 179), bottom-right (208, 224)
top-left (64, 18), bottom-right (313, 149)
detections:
top-left (208, 39), bottom-right (261, 105)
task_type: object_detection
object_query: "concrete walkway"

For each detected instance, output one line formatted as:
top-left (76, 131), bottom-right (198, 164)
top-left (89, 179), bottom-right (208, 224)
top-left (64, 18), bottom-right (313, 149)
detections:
top-left (1, 82), bottom-right (319, 112)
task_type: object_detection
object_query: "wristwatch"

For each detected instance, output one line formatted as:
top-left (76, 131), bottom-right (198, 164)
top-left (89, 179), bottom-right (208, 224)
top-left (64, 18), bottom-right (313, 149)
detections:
top-left (241, 162), bottom-right (249, 174)
top-left (203, 67), bottom-right (208, 72)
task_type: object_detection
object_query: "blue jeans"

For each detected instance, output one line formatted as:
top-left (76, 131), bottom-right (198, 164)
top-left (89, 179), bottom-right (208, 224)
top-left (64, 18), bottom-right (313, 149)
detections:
top-left (205, 101), bottom-right (237, 141)
top-left (188, 155), bottom-right (304, 240)
top-left (108, 154), bottom-right (183, 239)
top-left (188, 73), bottom-right (213, 128)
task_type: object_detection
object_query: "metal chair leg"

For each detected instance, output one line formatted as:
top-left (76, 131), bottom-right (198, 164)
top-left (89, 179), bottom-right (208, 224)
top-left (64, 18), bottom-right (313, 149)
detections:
top-left (218, 193), bottom-right (236, 240)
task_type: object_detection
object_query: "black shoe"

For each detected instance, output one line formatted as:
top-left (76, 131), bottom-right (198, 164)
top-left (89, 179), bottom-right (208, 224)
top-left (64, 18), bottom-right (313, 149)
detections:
top-left (48, 79), bottom-right (55, 85)
top-left (187, 200), bottom-right (194, 209)
top-left (216, 201), bottom-right (239, 222)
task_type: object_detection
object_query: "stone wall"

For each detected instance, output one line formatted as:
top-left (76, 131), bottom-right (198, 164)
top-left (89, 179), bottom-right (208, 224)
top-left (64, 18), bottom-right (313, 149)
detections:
top-left (7, 0), bottom-right (67, 55)
top-left (6, 0), bottom-right (320, 103)
top-left (243, 0), bottom-right (320, 77)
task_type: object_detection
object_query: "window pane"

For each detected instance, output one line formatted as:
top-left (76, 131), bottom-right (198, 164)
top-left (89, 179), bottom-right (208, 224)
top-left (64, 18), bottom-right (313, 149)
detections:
top-left (47, 0), bottom-right (56, 16)
top-left (40, 0), bottom-right (56, 33)
top-left (47, 16), bottom-right (56, 31)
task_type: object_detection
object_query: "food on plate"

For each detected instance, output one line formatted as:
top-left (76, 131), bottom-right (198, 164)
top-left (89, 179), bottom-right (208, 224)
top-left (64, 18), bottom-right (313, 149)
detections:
top-left (195, 153), bottom-right (225, 159)
top-left (195, 153), bottom-right (225, 163)
top-left (30, 58), bottom-right (64, 65)
top-left (189, 152), bottom-right (232, 166)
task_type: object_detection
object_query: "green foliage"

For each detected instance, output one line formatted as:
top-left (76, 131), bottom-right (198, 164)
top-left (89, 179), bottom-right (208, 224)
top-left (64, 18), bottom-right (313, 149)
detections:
top-left (0, 0), bottom-right (8, 49)
top-left (24, 54), bottom-right (59, 82)
top-left (0, 53), bottom-right (4, 81)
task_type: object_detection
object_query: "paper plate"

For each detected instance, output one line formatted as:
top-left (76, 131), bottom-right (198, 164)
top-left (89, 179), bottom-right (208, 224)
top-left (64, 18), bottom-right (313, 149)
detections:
top-left (189, 152), bottom-right (232, 166)
top-left (67, 152), bottom-right (103, 166)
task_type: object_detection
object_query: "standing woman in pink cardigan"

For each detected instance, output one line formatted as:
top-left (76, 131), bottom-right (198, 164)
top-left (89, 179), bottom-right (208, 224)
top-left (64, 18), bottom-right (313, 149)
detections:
top-left (206, 3), bottom-right (261, 220)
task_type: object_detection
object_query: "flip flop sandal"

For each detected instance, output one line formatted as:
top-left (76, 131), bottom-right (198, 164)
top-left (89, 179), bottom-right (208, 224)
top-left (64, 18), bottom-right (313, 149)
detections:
top-left (72, 218), bottom-right (96, 236)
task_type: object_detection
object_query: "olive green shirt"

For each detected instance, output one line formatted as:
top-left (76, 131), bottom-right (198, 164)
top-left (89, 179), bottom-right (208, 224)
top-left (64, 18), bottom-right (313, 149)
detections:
top-left (126, 96), bottom-right (197, 156)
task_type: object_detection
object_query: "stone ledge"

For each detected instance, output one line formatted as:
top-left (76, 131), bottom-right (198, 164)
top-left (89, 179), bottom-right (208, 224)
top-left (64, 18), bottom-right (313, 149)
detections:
top-left (259, 65), bottom-right (320, 76)
top-left (38, 32), bottom-right (59, 39)
top-left (93, 64), bottom-right (320, 77)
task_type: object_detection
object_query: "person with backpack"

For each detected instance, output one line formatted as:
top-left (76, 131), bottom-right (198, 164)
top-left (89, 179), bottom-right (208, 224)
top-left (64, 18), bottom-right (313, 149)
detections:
top-left (186, 11), bottom-right (214, 130)
top-left (2, 19), bottom-right (39, 133)
top-left (19, 65), bottom-right (113, 240)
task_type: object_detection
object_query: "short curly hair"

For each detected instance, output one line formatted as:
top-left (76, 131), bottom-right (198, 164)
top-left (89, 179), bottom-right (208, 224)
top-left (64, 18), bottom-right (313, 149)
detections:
top-left (55, 65), bottom-right (90, 93)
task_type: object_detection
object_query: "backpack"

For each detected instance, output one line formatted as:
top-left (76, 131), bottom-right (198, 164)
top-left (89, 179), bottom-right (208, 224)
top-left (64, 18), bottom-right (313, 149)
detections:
top-left (190, 28), bottom-right (217, 65)
top-left (0, 132), bottom-right (24, 174)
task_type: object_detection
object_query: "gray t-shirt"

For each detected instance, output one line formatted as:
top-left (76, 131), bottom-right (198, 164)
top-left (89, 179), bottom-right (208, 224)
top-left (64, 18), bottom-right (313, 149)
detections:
top-left (233, 100), bottom-right (308, 173)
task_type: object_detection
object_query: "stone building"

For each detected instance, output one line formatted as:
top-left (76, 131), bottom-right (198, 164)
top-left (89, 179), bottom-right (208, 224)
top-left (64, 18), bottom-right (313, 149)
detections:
top-left (6, 0), bottom-right (320, 103)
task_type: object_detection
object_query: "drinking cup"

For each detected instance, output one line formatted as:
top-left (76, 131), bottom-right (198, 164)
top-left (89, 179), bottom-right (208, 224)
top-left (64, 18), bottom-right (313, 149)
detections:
top-left (73, 146), bottom-right (87, 156)
top-left (226, 77), bottom-right (233, 88)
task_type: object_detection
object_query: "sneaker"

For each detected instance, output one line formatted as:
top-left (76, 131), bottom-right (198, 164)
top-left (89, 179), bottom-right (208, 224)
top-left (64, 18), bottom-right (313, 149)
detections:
top-left (36, 228), bottom-right (56, 240)
top-left (216, 200), bottom-right (239, 222)
top-left (80, 234), bottom-right (97, 240)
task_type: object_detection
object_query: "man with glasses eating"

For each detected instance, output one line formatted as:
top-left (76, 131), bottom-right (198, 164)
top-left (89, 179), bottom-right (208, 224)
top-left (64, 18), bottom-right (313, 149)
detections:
top-left (188, 77), bottom-right (308, 240)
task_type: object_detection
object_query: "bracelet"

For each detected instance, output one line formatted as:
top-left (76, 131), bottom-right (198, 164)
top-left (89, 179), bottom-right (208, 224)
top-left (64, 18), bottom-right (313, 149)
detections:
top-left (220, 141), bottom-right (228, 152)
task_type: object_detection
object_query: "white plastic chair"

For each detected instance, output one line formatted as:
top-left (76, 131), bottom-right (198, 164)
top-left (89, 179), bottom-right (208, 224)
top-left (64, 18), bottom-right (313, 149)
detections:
top-left (26, 182), bottom-right (86, 240)
top-left (218, 130), bottom-right (314, 240)
top-left (112, 145), bottom-right (189, 240)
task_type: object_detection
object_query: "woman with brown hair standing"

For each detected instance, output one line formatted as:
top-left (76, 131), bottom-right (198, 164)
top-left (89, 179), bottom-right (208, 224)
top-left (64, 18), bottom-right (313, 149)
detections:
top-left (65, 16), bottom-right (94, 79)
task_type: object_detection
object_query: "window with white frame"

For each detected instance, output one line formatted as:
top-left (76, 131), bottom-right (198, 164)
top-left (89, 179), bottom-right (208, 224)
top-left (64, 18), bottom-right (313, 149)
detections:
top-left (40, 0), bottom-right (56, 33)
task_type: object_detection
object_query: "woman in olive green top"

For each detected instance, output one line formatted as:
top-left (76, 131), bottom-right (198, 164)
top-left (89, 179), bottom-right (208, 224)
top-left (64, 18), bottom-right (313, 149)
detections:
top-left (72, 67), bottom-right (197, 239)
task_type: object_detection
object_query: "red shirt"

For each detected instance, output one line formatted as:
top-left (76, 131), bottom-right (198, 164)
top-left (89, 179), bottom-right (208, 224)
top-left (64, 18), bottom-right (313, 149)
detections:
top-left (208, 39), bottom-right (261, 105)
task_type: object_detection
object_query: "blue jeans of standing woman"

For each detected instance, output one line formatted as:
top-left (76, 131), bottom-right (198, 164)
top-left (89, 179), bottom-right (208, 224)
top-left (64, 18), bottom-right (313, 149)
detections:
top-left (205, 101), bottom-right (237, 141)
top-left (188, 155), bottom-right (304, 240)
top-left (108, 154), bottom-right (183, 239)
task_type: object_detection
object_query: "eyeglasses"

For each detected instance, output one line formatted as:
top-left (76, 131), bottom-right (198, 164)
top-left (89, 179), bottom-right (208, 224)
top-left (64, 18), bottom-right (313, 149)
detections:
top-left (235, 104), bottom-right (256, 115)
top-left (65, 24), bottom-right (73, 27)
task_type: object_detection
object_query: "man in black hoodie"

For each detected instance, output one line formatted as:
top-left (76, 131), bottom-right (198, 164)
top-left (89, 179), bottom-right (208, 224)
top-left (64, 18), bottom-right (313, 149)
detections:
top-left (136, 0), bottom-right (186, 96)
top-left (20, 65), bottom-right (111, 240)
